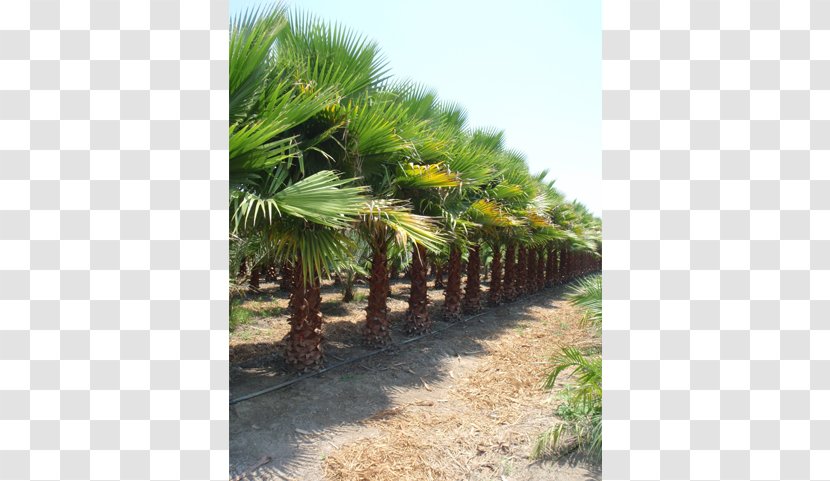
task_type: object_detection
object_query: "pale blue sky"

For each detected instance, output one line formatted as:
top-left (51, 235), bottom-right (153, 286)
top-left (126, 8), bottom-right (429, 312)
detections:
top-left (230, 0), bottom-right (601, 215)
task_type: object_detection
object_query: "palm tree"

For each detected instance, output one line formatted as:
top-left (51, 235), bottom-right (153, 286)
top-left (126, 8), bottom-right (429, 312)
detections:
top-left (267, 13), bottom-right (450, 347)
top-left (392, 96), bottom-right (473, 333)
top-left (230, 6), bottom-right (376, 367)
top-left (357, 201), bottom-right (443, 345)
top-left (347, 95), bottom-right (458, 342)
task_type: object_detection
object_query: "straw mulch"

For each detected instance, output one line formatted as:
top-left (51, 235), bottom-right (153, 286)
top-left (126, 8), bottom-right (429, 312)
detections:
top-left (322, 300), bottom-right (598, 481)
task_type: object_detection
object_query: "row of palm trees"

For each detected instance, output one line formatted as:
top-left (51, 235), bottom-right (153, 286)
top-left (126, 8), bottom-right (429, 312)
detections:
top-left (229, 4), bottom-right (602, 369)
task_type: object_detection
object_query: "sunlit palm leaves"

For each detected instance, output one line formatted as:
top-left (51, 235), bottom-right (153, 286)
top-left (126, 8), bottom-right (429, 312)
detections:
top-left (280, 10), bottom-right (391, 99)
top-left (395, 163), bottom-right (461, 189)
top-left (230, 170), bottom-right (369, 232)
top-left (566, 275), bottom-right (602, 327)
top-left (359, 199), bottom-right (447, 253)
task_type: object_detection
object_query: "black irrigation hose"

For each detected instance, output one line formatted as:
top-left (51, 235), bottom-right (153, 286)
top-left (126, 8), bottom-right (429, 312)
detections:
top-left (229, 273), bottom-right (598, 405)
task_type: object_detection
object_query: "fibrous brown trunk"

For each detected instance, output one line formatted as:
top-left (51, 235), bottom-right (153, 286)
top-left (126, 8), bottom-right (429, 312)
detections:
top-left (443, 245), bottom-right (463, 322)
top-left (405, 244), bottom-right (430, 334)
top-left (434, 261), bottom-right (445, 289)
top-left (503, 243), bottom-right (516, 302)
top-left (279, 261), bottom-right (293, 292)
top-left (536, 248), bottom-right (546, 292)
top-left (342, 279), bottom-right (354, 303)
top-left (364, 235), bottom-right (391, 346)
top-left (284, 258), bottom-right (324, 369)
top-left (249, 267), bottom-right (261, 290)
top-left (527, 249), bottom-right (537, 294)
top-left (487, 244), bottom-right (502, 306)
top-left (238, 258), bottom-right (248, 279)
top-left (462, 244), bottom-right (482, 314)
top-left (545, 247), bottom-right (556, 287)
top-left (515, 246), bottom-right (527, 297)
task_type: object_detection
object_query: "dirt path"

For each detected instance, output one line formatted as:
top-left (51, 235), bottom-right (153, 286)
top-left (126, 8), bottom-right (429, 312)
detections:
top-left (229, 285), bottom-right (600, 481)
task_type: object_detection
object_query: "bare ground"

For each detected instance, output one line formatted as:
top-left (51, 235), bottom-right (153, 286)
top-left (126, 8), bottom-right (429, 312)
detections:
top-left (229, 278), bottom-right (600, 481)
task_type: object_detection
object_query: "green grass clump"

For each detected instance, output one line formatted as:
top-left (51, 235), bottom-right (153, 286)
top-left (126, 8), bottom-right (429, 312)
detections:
top-left (230, 299), bottom-right (255, 332)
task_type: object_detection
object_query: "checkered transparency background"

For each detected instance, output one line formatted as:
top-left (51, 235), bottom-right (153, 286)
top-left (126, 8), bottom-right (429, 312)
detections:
top-left (603, 0), bottom-right (830, 480)
top-left (0, 1), bottom-right (228, 480)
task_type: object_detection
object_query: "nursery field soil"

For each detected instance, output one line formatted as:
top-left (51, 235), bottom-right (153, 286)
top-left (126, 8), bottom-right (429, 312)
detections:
top-left (229, 280), bottom-right (601, 481)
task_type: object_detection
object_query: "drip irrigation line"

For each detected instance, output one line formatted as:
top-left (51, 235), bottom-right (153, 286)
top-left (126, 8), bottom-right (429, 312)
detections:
top-left (229, 273), bottom-right (598, 405)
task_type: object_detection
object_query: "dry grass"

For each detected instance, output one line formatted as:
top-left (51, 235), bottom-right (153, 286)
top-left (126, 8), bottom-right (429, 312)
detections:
top-left (322, 300), bottom-right (599, 481)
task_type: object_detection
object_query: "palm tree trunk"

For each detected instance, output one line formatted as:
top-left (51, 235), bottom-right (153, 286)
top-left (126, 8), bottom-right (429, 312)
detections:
top-left (503, 243), bottom-right (516, 302)
top-left (462, 244), bottom-right (482, 314)
top-left (434, 261), bottom-right (445, 289)
top-left (516, 246), bottom-right (527, 297)
top-left (342, 277), bottom-right (354, 303)
top-left (364, 234), bottom-right (391, 346)
top-left (443, 245), bottom-right (463, 321)
top-left (279, 261), bottom-right (293, 292)
top-left (249, 267), bottom-right (261, 290)
top-left (238, 257), bottom-right (248, 279)
top-left (546, 246), bottom-right (557, 287)
top-left (488, 244), bottom-right (502, 306)
top-left (527, 248), bottom-right (537, 293)
top-left (405, 244), bottom-right (430, 334)
top-left (285, 258), bottom-right (324, 369)
top-left (516, 247), bottom-right (531, 296)
top-left (536, 248), bottom-right (546, 292)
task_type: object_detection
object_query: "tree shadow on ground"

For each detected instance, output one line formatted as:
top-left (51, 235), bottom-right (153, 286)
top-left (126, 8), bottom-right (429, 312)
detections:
top-left (229, 278), bottom-right (581, 480)
top-left (548, 451), bottom-right (602, 479)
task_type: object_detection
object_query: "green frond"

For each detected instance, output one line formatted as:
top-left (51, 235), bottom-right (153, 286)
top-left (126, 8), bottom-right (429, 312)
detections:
top-left (270, 170), bottom-right (368, 227)
top-left (566, 274), bottom-right (602, 327)
top-left (490, 183), bottom-right (527, 200)
top-left (281, 10), bottom-right (391, 99)
top-left (270, 226), bottom-right (357, 283)
top-left (542, 347), bottom-right (602, 409)
top-left (342, 94), bottom-right (412, 163)
top-left (230, 170), bottom-right (368, 232)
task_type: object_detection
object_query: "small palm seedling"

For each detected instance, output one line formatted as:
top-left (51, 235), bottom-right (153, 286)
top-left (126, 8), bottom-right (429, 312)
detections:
top-left (565, 274), bottom-right (602, 329)
top-left (533, 347), bottom-right (601, 460)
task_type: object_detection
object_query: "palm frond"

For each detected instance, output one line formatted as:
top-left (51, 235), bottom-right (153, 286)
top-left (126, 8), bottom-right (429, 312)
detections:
top-left (395, 162), bottom-right (461, 189)
top-left (535, 347), bottom-right (602, 459)
top-left (360, 199), bottom-right (446, 253)
top-left (466, 199), bottom-right (518, 228)
top-left (281, 10), bottom-right (391, 99)
top-left (566, 274), bottom-right (602, 327)
top-left (230, 170), bottom-right (368, 232)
